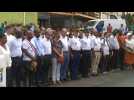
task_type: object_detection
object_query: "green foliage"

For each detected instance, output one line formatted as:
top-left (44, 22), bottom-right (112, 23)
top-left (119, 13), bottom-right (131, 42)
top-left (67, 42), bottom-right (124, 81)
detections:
top-left (0, 12), bottom-right (38, 25)
top-left (124, 14), bottom-right (134, 31)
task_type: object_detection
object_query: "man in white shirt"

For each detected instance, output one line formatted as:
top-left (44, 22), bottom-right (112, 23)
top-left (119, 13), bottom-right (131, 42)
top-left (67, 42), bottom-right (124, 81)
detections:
top-left (4, 25), bottom-right (15, 46)
top-left (8, 30), bottom-right (23, 87)
top-left (41, 30), bottom-right (52, 86)
top-left (0, 34), bottom-right (12, 87)
top-left (100, 32), bottom-right (110, 74)
top-left (91, 32), bottom-right (103, 76)
top-left (60, 28), bottom-right (70, 81)
top-left (108, 33), bottom-right (120, 70)
top-left (80, 31), bottom-right (92, 78)
top-left (69, 29), bottom-right (81, 80)
top-left (4, 25), bottom-right (15, 87)
top-left (31, 29), bottom-right (46, 86)
top-left (22, 30), bottom-right (37, 87)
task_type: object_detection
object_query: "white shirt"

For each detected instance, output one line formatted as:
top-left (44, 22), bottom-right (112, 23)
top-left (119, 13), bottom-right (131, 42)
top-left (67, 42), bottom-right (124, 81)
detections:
top-left (114, 36), bottom-right (120, 50)
top-left (101, 38), bottom-right (110, 55)
top-left (80, 36), bottom-right (92, 50)
top-left (22, 39), bottom-right (36, 61)
top-left (89, 35), bottom-right (96, 49)
top-left (5, 33), bottom-right (15, 46)
top-left (0, 44), bottom-right (12, 68)
top-left (109, 35), bottom-right (120, 50)
top-left (125, 38), bottom-right (134, 50)
top-left (68, 37), bottom-right (72, 47)
top-left (31, 37), bottom-right (45, 56)
top-left (42, 37), bottom-right (52, 55)
top-left (70, 36), bottom-right (81, 51)
top-left (0, 44), bottom-right (11, 87)
top-left (60, 36), bottom-right (69, 52)
top-left (93, 37), bottom-right (103, 51)
top-left (8, 37), bottom-right (22, 57)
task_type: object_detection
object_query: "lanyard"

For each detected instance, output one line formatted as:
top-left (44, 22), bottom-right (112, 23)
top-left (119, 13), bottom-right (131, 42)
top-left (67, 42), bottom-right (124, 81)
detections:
top-left (105, 38), bottom-right (110, 48)
top-left (35, 39), bottom-right (41, 56)
top-left (27, 40), bottom-right (36, 54)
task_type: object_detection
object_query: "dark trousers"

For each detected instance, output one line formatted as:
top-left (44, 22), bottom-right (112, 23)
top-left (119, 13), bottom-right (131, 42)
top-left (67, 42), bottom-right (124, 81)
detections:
top-left (23, 61), bottom-right (35, 87)
top-left (35, 56), bottom-right (44, 85)
top-left (81, 50), bottom-right (91, 77)
top-left (6, 68), bottom-right (12, 87)
top-left (71, 51), bottom-right (80, 80)
top-left (107, 50), bottom-right (113, 71)
top-left (42, 55), bottom-right (52, 84)
top-left (11, 57), bottom-right (22, 87)
top-left (100, 55), bottom-right (109, 73)
top-left (60, 52), bottom-right (69, 80)
top-left (67, 54), bottom-right (72, 80)
top-left (119, 48), bottom-right (125, 70)
top-left (112, 49), bottom-right (119, 69)
top-left (79, 50), bottom-right (83, 76)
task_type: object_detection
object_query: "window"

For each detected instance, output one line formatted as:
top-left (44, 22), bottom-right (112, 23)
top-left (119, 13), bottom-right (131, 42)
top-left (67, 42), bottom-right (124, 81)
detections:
top-left (96, 21), bottom-right (104, 32)
top-left (110, 15), bottom-right (117, 19)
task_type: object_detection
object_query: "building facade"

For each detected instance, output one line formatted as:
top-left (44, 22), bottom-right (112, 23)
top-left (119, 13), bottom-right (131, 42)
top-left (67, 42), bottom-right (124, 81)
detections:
top-left (38, 12), bottom-right (101, 28)
top-left (38, 12), bottom-right (132, 28)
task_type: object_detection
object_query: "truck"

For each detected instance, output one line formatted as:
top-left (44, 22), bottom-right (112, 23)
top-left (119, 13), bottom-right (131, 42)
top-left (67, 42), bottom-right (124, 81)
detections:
top-left (84, 19), bottom-right (127, 33)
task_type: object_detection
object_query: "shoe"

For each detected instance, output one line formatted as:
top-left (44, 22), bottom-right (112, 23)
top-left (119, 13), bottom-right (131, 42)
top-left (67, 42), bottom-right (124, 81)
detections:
top-left (52, 81), bottom-right (57, 86)
top-left (91, 73), bottom-right (98, 76)
top-left (82, 75), bottom-right (89, 78)
top-left (102, 72), bottom-right (108, 74)
top-left (61, 80), bottom-right (66, 83)
top-left (56, 81), bottom-right (62, 85)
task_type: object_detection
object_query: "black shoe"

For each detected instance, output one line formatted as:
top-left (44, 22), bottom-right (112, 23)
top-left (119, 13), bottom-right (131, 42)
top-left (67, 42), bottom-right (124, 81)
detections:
top-left (82, 75), bottom-right (89, 78)
top-left (91, 73), bottom-right (98, 76)
top-left (120, 67), bottom-right (125, 71)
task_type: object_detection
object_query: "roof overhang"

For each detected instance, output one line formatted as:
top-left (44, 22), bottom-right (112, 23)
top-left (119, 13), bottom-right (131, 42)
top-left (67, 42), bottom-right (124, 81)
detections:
top-left (48, 12), bottom-right (97, 20)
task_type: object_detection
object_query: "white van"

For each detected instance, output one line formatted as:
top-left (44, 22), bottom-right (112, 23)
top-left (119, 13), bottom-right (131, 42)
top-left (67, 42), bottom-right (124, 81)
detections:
top-left (84, 19), bottom-right (127, 33)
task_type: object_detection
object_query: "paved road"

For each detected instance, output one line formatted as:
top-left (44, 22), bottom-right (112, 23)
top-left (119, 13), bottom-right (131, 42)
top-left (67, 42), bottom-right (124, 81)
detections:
top-left (57, 70), bottom-right (134, 87)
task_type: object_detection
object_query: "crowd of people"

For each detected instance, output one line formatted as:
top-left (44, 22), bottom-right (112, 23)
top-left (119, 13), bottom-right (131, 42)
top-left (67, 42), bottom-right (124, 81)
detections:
top-left (0, 23), bottom-right (134, 87)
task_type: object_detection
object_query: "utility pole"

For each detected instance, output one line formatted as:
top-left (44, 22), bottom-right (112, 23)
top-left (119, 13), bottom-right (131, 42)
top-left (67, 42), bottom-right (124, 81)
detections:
top-left (71, 12), bottom-right (75, 28)
top-left (48, 15), bottom-right (51, 27)
top-left (99, 12), bottom-right (102, 19)
top-left (24, 12), bottom-right (26, 25)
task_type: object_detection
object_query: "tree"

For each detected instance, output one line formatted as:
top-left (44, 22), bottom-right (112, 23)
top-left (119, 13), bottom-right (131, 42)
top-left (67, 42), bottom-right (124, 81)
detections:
top-left (124, 14), bottom-right (134, 31)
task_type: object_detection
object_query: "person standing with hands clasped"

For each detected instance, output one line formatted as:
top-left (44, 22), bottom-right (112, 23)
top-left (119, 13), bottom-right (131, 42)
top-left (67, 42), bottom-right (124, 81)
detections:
top-left (80, 31), bottom-right (92, 78)
top-left (51, 32), bottom-right (64, 86)
top-left (60, 28), bottom-right (70, 81)
top-left (70, 29), bottom-right (81, 80)
top-left (22, 30), bottom-right (38, 87)
top-left (91, 32), bottom-right (103, 76)
top-left (0, 34), bottom-right (12, 87)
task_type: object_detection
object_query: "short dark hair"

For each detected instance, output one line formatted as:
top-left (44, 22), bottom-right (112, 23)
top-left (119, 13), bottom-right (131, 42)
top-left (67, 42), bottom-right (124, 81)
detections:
top-left (34, 28), bottom-right (41, 34)
top-left (16, 23), bottom-right (23, 27)
top-left (5, 24), bottom-right (12, 30)
top-left (0, 33), bottom-right (6, 39)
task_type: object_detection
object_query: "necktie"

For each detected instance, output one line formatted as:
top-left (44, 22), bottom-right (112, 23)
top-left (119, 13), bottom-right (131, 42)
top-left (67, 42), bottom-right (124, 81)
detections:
top-left (106, 38), bottom-right (110, 49)
top-left (35, 39), bottom-right (41, 56)
top-left (28, 40), bottom-right (37, 56)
